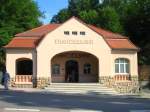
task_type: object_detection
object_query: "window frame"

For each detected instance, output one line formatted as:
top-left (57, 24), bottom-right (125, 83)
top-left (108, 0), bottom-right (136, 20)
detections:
top-left (80, 31), bottom-right (86, 35)
top-left (52, 64), bottom-right (60, 75)
top-left (64, 31), bottom-right (70, 35)
top-left (84, 63), bottom-right (91, 74)
top-left (115, 58), bottom-right (129, 74)
top-left (72, 31), bottom-right (78, 35)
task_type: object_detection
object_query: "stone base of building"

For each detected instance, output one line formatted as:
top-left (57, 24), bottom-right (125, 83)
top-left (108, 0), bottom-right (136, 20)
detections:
top-left (10, 78), bottom-right (15, 87)
top-left (10, 76), bottom-right (139, 93)
top-left (10, 78), bottom-right (33, 88)
top-left (99, 76), bottom-right (139, 93)
top-left (36, 77), bottom-right (50, 88)
top-left (10, 77), bottom-right (50, 88)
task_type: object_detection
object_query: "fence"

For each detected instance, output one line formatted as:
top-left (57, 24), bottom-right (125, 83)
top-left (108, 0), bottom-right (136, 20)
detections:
top-left (15, 75), bottom-right (32, 83)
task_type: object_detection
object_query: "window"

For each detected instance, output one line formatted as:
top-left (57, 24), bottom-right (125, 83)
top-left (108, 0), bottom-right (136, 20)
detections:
top-left (80, 31), bottom-right (86, 35)
top-left (84, 63), bottom-right (91, 74)
top-left (72, 31), bottom-right (77, 35)
top-left (115, 58), bottom-right (129, 74)
top-left (64, 31), bottom-right (69, 35)
top-left (16, 59), bottom-right (33, 75)
top-left (52, 64), bottom-right (60, 75)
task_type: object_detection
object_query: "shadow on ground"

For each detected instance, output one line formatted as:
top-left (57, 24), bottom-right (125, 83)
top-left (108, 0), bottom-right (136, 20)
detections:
top-left (0, 89), bottom-right (150, 112)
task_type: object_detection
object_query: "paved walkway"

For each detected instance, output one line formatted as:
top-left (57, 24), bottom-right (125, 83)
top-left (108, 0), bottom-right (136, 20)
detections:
top-left (0, 88), bottom-right (150, 112)
top-left (0, 85), bottom-right (150, 99)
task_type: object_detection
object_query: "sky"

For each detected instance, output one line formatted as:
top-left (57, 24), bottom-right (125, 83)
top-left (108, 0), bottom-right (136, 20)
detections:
top-left (35, 0), bottom-right (68, 24)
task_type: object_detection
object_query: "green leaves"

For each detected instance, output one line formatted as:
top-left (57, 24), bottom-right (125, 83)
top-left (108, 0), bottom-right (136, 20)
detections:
top-left (99, 6), bottom-right (123, 33)
top-left (0, 0), bottom-right (43, 66)
top-left (79, 10), bottom-right (99, 25)
top-left (51, 9), bottom-right (71, 23)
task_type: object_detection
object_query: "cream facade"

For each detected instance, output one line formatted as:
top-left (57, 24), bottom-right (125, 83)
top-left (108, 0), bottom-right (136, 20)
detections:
top-left (5, 17), bottom-right (139, 93)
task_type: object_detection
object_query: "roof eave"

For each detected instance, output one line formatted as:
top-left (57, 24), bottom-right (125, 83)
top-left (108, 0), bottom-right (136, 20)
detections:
top-left (111, 48), bottom-right (140, 52)
top-left (4, 47), bottom-right (35, 50)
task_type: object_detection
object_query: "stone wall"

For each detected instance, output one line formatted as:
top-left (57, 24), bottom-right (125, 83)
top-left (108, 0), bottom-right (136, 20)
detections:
top-left (139, 65), bottom-right (150, 81)
top-left (99, 76), bottom-right (115, 88)
top-left (10, 77), bottom-right (50, 88)
top-left (139, 65), bottom-right (150, 89)
top-left (10, 78), bottom-right (15, 87)
top-left (36, 77), bottom-right (50, 88)
top-left (114, 76), bottom-right (139, 93)
top-left (99, 76), bottom-right (139, 93)
top-left (10, 75), bottom-right (139, 93)
top-left (10, 77), bottom-right (33, 88)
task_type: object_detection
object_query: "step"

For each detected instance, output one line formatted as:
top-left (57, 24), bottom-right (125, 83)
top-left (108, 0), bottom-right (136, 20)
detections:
top-left (50, 83), bottom-right (101, 86)
top-left (46, 89), bottom-right (117, 92)
top-left (45, 87), bottom-right (115, 91)
top-left (46, 90), bottom-right (116, 93)
top-left (46, 90), bottom-right (118, 95)
top-left (46, 86), bottom-right (108, 89)
top-left (45, 83), bottom-right (118, 95)
top-left (14, 84), bottom-right (33, 88)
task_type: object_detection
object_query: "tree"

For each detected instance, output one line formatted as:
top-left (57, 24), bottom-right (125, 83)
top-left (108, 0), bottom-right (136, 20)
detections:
top-left (51, 0), bottom-right (123, 33)
top-left (0, 0), bottom-right (43, 67)
top-left (51, 0), bottom-right (100, 23)
top-left (51, 9), bottom-right (71, 23)
top-left (98, 6), bottom-right (123, 33)
top-left (123, 0), bottom-right (150, 64)
top-left (51, 0), bottom-right (150, 65)
top-left (79, 10), bottom-right (99, 25)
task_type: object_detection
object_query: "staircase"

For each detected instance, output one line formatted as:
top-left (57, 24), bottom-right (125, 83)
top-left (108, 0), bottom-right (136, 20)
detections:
top-left (45, 83), bottom-right (119, 95)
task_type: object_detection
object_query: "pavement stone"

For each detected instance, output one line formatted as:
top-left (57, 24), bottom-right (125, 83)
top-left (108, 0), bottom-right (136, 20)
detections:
top-left (1, 84), bottom-right (150, 99)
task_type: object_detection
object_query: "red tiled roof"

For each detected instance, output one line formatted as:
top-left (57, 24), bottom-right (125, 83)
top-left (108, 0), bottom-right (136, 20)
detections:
top-left (4, 37), bottom-right (40, 48)
top-left (5, 17), bottom-right (139, 50)
top-left (106, 38), bottom-right (138, 50)
top-left (15, 24), bottom-right (60, 37)
top-left (88, 25), bottom-right (127, 39)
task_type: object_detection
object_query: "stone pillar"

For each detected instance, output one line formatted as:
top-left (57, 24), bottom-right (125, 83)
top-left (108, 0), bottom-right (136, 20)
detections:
top-left (10, 78), bottom-right (15, 87)
top-left (99, 76), bottom-right (115, 88)
top-left (37, 77), bottom-right (50, 88)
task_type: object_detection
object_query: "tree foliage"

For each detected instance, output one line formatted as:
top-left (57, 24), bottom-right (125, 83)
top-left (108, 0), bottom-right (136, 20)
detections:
top-left (98, 6), bottom-right (123, 33)
top-left (0, 0), bottom-right (43, 67)
top-left (51, 0), bottom-right (150, 65)
top-left (79, 10), bottom-right (99, 25)
top-left (123, 0), bottom-right (150, 64)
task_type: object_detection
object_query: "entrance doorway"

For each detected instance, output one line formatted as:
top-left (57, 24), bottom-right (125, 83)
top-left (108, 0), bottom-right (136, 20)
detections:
top-left (51, 51), bottom-right (99, 83)
top-left (65, 60), bottom-right (79, 82)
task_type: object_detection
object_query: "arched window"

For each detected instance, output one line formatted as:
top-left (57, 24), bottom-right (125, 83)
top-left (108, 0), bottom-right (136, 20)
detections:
top-left (115, 58), bottom-right (129, 74)
top-left (84, 63), bottom-right (91, 74)
top-left (52, 64), bottom-right (60, 75)
top-left (16, 58), bottom-right (33, 75)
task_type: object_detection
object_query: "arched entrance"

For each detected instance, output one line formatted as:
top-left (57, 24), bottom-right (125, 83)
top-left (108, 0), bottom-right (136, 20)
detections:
top-left (65, 60), bottom-right (79, 82)
top-left (51, 51), bottom-right (99, 83)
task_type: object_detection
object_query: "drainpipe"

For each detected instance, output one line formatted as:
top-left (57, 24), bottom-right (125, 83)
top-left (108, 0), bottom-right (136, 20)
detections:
top-left (32, 48), bottom-right (37, 88)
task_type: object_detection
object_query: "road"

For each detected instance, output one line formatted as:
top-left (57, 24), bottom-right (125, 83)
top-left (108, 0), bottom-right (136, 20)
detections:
top-left (0, 88), bottom-right (150, 112)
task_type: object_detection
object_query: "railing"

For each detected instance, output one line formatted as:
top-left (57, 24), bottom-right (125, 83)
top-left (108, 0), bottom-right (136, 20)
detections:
top-left (15, 75), bottom-right (32, 83)
top-left (114, 75), bottom-right (130, 81)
